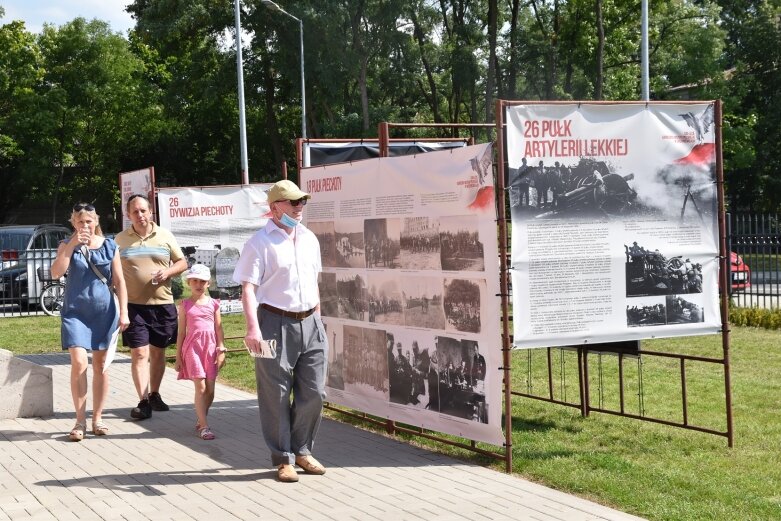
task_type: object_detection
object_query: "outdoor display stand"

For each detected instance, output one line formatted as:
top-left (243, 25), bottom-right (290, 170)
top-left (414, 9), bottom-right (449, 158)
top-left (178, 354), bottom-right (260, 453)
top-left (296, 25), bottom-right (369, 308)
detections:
top-left (127, 102), bottom-right (734, 479)
top-left (496, 100), bottom-right (733, 448)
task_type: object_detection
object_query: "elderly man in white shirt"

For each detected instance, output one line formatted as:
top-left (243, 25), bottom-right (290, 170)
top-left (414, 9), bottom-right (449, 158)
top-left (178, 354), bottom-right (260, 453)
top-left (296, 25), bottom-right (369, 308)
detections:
top-left (233, 180), bottom-right (328, 483)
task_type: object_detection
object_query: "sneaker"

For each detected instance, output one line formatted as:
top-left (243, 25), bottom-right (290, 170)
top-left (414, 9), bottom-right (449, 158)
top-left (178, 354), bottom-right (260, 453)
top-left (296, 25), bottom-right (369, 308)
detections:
top-left (131, 398), bottom-right (152, 420)
top-left (148, 392), bottom-right (169, 412)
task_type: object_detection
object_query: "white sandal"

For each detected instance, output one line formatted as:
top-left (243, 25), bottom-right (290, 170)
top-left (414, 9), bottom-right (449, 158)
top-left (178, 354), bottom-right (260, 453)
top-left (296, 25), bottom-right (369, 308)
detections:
top-left (68, 422), bottom-right (86, 442)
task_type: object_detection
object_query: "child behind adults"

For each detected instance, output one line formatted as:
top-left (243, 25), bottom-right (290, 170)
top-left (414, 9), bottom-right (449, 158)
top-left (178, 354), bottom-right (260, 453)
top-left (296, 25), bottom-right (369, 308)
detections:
top-left (174, 264), bottom-right (226, 440)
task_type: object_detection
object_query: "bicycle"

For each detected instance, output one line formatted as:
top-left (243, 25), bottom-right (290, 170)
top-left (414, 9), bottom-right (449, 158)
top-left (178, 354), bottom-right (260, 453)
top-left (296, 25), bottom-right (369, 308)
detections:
top-left (37, 267), bottom-right (66, 316)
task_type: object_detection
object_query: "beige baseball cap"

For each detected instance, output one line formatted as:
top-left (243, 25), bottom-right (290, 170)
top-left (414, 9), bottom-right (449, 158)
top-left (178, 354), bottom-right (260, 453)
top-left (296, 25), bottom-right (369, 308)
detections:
top-left (266, 180), bottom-right (311, 204)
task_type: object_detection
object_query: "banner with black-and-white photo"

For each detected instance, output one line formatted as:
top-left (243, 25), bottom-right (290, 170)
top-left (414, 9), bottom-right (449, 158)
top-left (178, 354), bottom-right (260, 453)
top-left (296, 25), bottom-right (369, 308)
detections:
top-left (301, 143), bottom-right (504, 446)
top-left (505, 103), bottom-right (721, 348)
top-left (157, 185), bottom-right (271, 313)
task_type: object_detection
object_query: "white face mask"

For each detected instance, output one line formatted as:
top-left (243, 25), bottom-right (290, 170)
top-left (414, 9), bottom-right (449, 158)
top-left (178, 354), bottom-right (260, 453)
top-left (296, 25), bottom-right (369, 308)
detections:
top-left (279, 212), bottom-right (300, 228)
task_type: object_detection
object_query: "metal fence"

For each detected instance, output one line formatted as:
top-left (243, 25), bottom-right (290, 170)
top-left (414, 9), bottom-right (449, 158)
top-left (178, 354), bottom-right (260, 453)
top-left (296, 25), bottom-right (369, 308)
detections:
top-left (728, 213), bottom-right (781, 309)
top-left (0, 249), bottom-right (59, 317)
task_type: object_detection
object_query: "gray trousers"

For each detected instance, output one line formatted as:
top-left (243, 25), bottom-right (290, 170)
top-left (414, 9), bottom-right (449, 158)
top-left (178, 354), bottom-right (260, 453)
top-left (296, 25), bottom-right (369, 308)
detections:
top-left (255, 308), bottom-right (328, 466)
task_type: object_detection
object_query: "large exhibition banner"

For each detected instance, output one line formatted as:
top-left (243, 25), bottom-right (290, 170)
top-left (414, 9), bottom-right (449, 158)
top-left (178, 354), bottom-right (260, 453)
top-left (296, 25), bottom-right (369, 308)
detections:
top-left (506, 103), bottom-right (721, 348)
top-left (157, 185), bottom-right (271, 313)
top-left (300, 143), bottom-right (504, 446)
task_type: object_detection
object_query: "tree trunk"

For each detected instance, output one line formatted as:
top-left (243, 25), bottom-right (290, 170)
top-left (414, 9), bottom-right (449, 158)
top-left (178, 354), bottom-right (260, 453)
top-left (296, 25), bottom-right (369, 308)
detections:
top-left (508, 0), bottom-right (520, 98)
top-left (595, 0), bottom-right (605, 100)
top-left (360, 54), bottom-right (370, 132)
top-left (485, 0), bottom-right (498, 122)
top-left (349, 3), bottom-right (370, 133)
top-left (410, 10), bottom-right (442, 123)
top-left (548, 0), bottom-right (560, 99)
top-left (262, 55), bottom-right (284, 178)
top-left (52, 111), bottom-right (66, 223)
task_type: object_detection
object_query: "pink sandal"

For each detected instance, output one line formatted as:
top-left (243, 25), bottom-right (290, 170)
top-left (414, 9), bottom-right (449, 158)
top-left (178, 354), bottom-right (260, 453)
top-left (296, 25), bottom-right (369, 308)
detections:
top-left (198, 427), bottom-right (215, 440)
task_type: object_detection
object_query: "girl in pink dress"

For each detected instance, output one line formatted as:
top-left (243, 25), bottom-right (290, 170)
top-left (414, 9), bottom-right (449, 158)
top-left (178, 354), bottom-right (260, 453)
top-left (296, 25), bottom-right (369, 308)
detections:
top-left (174, 264), bottom-right (226, 440)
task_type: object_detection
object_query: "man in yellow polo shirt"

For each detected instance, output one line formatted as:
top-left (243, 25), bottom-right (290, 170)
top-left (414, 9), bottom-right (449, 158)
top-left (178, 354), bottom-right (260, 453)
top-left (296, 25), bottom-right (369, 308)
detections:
top-left (115, 194), bottom-right (188, 420)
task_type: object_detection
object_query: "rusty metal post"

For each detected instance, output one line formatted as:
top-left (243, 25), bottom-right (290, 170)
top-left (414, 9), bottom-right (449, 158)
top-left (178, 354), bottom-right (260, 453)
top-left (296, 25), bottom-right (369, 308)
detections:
top-left (495, 99), bottom-right (514, 473)
top-left (714, 100), bottom-right (734, 447)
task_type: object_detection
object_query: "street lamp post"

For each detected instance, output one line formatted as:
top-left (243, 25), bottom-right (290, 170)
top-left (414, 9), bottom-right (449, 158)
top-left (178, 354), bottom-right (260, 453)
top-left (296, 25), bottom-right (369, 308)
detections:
top-left (234, 0), bottom-right (249, 184)
top-left (262, 0), bottom-right (307, 139)
top-left (641, 0), bottom-right (649, 101)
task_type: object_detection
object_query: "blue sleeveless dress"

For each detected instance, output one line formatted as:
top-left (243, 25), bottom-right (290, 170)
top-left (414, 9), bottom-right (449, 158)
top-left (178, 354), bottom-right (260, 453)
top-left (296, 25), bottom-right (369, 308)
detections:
top-left (61, 238), bottom-right (119, 350)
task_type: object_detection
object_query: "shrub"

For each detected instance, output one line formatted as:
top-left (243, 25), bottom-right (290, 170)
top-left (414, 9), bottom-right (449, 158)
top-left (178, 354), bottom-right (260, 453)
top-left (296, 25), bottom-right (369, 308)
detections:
top-left (172, 275), bottom-right (183, 300)
top-left (730, 305), bottom-right (781, 330)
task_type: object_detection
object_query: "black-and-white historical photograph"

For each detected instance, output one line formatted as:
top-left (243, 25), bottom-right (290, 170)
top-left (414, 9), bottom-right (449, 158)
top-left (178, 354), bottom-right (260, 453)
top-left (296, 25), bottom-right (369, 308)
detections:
top-left (342, 325), bottom-right (389, 400)
top-left (399, 216), bottom-right (442, 270)
top-left (334, 219), bottom-right (366, 268)
top-left (367, 273), bottom-right (404, 325)
top-left (364, 218), bottom-right (401, 268)
top-left (434, 336), bottom-right (488, 423)
top-left (401, 276), bottom-right (445, 329)
top-left (508, 150), bottom-right (716, 222)
top-left (440, 215), bottom-right (484, 272)
top-left (326, 321), bottom-right (344, 390)
top-left (388, 331), bottom-right (437, 410)
top-left (625, 241), bottom-right (703, 296)
top-left (336, 272), bottom-right (368, 321)
top-left (666, 295), bottom-right (704, 324)
top-left (509, 158), bottom-right (639, 219)
top-left (626, 296), bottom-right (667, 327)
top-left (309, 221), bottom-right (337, 268)
top-left (443, 278), bottom-right (483, 334)
top-left (318, 271), bottom-right (338, 317)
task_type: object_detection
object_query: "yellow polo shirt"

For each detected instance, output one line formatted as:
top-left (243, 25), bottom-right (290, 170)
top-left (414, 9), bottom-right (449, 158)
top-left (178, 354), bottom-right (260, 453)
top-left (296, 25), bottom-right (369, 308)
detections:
top-left (115, 223), bottom-right (185, 305)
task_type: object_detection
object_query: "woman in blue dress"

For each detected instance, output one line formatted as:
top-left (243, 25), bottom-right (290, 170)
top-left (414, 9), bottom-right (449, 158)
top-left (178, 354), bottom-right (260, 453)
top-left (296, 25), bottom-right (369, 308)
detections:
top-left (51, 203), bottom-right (129, 441)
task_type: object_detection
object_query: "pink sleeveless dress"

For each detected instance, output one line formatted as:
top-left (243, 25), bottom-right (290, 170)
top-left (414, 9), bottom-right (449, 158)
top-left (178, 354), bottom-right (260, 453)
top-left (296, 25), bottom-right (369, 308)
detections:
top-left (177, 298), bottom-right (220, 381)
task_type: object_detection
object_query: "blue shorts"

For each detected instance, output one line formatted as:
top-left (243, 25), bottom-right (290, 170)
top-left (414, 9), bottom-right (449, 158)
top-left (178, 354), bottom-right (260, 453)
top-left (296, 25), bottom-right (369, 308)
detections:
top-left (122, 303), bottom-right (178, 349)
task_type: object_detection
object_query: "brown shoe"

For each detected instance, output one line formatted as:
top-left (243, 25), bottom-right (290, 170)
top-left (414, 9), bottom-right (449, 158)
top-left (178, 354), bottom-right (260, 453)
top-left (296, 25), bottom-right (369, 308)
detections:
top-left (295, 455), bottom-right (326, 475)
top-left (277, 464), bottom-right (299, 483)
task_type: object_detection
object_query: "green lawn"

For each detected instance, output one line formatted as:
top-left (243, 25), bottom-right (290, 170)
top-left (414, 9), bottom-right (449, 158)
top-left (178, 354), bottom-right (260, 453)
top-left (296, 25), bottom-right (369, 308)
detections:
top-left (1, 315), bottom-right (779, 520)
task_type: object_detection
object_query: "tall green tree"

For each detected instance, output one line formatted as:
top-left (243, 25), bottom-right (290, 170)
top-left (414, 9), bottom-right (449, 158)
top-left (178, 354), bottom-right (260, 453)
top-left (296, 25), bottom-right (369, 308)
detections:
top-left (715, 0), bottom-right (781, 211)
top-left (0, 18), bottom-right (42, 222)
top-left (128, 0), bottom-right (250, 185)
top-left (30, 18), bottom-right (162, 221)
top-left (3, 0), bottom-right (775, 212)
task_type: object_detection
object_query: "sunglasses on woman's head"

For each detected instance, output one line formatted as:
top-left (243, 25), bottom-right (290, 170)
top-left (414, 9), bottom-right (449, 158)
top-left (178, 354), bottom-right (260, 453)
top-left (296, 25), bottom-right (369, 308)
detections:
top-left (287, 198), bottom-right (308, 207)
top-left (73, 203), bottom-right (95, 212)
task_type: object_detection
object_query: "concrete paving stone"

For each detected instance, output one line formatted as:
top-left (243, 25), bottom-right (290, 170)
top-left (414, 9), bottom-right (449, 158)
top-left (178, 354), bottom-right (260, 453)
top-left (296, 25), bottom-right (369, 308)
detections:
top-left (0, 487), bottom-right (29, 501)
top-left (2, 353), bottom-right (646, 521)
top-left (32, 492), bottom-right (72, 510)
top-left (40, 507), bottom-right (80, 521)
top-left (23, 505), bottom-right (57, 520)
top-left (114, 510), bottom-right (151, 521)
top-left (0, 504), bottom-right (33, 517)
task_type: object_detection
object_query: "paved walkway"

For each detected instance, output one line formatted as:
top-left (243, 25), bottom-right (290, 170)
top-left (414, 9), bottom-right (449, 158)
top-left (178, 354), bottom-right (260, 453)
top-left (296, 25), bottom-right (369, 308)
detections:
top-left (0, 353), bottom-right (645, 521)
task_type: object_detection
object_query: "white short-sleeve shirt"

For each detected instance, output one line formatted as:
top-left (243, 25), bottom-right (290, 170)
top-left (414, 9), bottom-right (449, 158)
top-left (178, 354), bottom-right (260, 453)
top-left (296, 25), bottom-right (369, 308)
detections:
top-left (232, 220), bottom-right (321, 312)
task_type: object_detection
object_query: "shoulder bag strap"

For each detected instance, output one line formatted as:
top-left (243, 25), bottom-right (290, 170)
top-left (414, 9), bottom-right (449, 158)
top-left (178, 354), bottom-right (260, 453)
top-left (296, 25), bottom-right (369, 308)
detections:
top-left (80, 244), bottom-right (109, 286)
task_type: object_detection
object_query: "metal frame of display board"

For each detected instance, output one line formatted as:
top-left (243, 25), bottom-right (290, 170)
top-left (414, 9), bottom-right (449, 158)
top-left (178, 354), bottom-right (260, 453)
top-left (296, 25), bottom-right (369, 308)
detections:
top-left (318, 121), bottom-right (515, 473)
top-left (495, 99), bottom-right (734, 448)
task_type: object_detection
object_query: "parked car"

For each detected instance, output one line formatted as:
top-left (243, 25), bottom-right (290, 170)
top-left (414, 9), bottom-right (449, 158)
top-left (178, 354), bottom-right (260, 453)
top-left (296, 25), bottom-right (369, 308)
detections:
top-left (0, 224), bottom-right (71, 309)
top-left (730, 251), bottom-right (751, 291)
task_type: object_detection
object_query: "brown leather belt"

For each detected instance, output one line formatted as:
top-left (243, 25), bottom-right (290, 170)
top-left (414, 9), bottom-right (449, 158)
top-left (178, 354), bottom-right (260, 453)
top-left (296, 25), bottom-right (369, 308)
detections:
top-left (261, 303), bottom-right (316, 321)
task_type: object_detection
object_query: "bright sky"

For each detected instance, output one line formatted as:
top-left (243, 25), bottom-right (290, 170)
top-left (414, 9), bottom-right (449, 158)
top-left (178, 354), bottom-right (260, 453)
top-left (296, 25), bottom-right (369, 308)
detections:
top-left (1, 0), bottom-right (136, 35)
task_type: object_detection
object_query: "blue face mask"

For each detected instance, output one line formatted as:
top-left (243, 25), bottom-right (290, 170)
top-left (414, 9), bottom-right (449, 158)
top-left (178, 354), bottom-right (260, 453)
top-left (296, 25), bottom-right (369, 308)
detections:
top-left (279, 212), bottom-right (300, 228)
